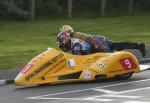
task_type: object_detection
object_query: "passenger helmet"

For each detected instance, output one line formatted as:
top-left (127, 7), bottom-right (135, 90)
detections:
top-left (60, 25), bottom-right (74, 33)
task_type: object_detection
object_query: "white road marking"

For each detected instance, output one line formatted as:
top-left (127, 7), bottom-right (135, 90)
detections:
top-left (26, 78), bottom-right (150, 99)
top-left (86, 86), bottom-right (150, 99)
top-left (0, 80), bottom-right (6, 85)
top-left (104, 94), bottom-right (141, 98)
top-left (113, 86), bottom-right (150, 95)
top-left (122, 101), bottom-right (150, 103)
top-left (83, 98), bottom-right (113, 101)
top-left (30, 97), bottom-right (113, 102)
top-left (92, 88), bottom-right (115, 93)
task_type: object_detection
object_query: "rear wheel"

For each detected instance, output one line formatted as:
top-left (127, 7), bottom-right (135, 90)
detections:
top-left (115, 72), bottom-right (133, 80)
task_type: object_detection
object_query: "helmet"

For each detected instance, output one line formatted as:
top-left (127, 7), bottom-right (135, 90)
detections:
top-left (60, 25), bottom-right (74, 33)
top-left (56, 32), bottom-right (71, 50)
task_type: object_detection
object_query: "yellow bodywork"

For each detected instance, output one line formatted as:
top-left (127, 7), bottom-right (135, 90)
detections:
top-left (14, 48), bottom-right (141, 86)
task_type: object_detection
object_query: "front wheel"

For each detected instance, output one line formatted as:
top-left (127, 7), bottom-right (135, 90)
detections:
top-left (115, 72), bottom-right (133, 80)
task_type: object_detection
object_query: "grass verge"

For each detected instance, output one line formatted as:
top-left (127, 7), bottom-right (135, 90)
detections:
top-left (0, 15), bottom-right (150, 69)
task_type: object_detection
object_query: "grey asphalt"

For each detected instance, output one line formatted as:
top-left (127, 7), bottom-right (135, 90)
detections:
top-left (0, 67), bottom-right (150, 103)
top-left (0, 48), bottom-right (150, 103)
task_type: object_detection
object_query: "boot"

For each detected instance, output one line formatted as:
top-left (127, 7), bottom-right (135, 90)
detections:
top-left (138, 43), bottom-right (146, 57)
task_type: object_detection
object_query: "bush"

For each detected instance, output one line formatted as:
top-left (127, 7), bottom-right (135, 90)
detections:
top-left (0, 0), bottom-right (30, 20)
top-left (0, 0), bottom-right (150, 20)
top-left (36, 0), bottom-right (63, 17)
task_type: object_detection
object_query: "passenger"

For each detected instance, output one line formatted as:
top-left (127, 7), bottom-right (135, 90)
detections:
top-left (57, 31), bottom-right (94, 55)
top-left (57, 25), bottom-right (146, 57)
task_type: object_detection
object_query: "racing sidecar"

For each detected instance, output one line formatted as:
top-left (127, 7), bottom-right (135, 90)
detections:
top-left (14, 48), bottom-right (150, 86)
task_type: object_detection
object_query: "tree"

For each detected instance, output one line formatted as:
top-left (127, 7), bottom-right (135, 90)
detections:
top-left (68, 0), bottom-right (73, 18)
top-left (101, 0), bottom-right (107, 17)
top-left (129, 0), bottom-right (134, 14)
top-left (0, 0), bottom-right (30, 20)
top-left (31, 0), bottom-right (36, 20)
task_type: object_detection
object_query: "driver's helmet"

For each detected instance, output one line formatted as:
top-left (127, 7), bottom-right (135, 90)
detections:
top-left (59, 25), bottom-right (74, 33)
top-left (56, 32), bottom-right (71, 50)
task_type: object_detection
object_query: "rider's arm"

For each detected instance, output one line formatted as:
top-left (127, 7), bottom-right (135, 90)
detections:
top-left (72, 32), bottom-right (94, 41)
top-left (72, 32), bottom-right (99, 50)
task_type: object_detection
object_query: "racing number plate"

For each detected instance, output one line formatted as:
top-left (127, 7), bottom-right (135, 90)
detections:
top-left (120, 57), bottom-right (137, 70)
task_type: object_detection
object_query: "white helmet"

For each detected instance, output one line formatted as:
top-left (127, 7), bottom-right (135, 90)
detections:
top-left (60, 25), bottom-right (74, 33)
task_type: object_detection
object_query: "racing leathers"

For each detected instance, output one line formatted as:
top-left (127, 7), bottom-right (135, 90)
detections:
top-left (71, 32), bottom-right (111, 52)
top-left (64, 38), bottom-right (93, 55)
top-left (71, 32), bottom-right (146, 57)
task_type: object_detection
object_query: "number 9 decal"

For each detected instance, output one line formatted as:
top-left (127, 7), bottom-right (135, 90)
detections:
top-left (124, 59), bottom-right (131, 68)
top-left (120, 57), bottom-right (137, 70)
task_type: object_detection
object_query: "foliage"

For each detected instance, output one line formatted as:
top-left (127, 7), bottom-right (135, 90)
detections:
top-left (36, 0), bottom-right (63, 17)
top-left (0, 0), bottom-right (30, 20)
top-left (0, 0), bottom-right (150, 20)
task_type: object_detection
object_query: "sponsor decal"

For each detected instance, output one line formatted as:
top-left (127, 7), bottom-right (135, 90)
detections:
top-left (97, 62), bottom-right (105, 68)
top-left (22, 64), bottom-right (34, 73)
top-left (51, 53), bottom-right (64, 63)
top-left (67, 59), bottom-right (75, 67)
top-left (25, 53), bottom-right (64, 81)
top-left (84, 72), bottom-right (91, 80)
top-left (15, 73), bottom-right (23, 80)
top-left (120, 57), bottom-right (137, 70)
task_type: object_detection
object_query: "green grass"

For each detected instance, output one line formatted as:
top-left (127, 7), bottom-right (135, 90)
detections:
top-left (0, 15), bottom-right (150, 69)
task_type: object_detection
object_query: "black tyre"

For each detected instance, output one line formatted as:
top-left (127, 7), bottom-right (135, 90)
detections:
top-left (115, 72), bottom-right (133, 80)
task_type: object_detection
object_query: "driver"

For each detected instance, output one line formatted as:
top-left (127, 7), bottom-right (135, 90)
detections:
top-left (57, 25), bottom-right (146, 57)
top-left (57, 31), bottom-right (94, 55)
